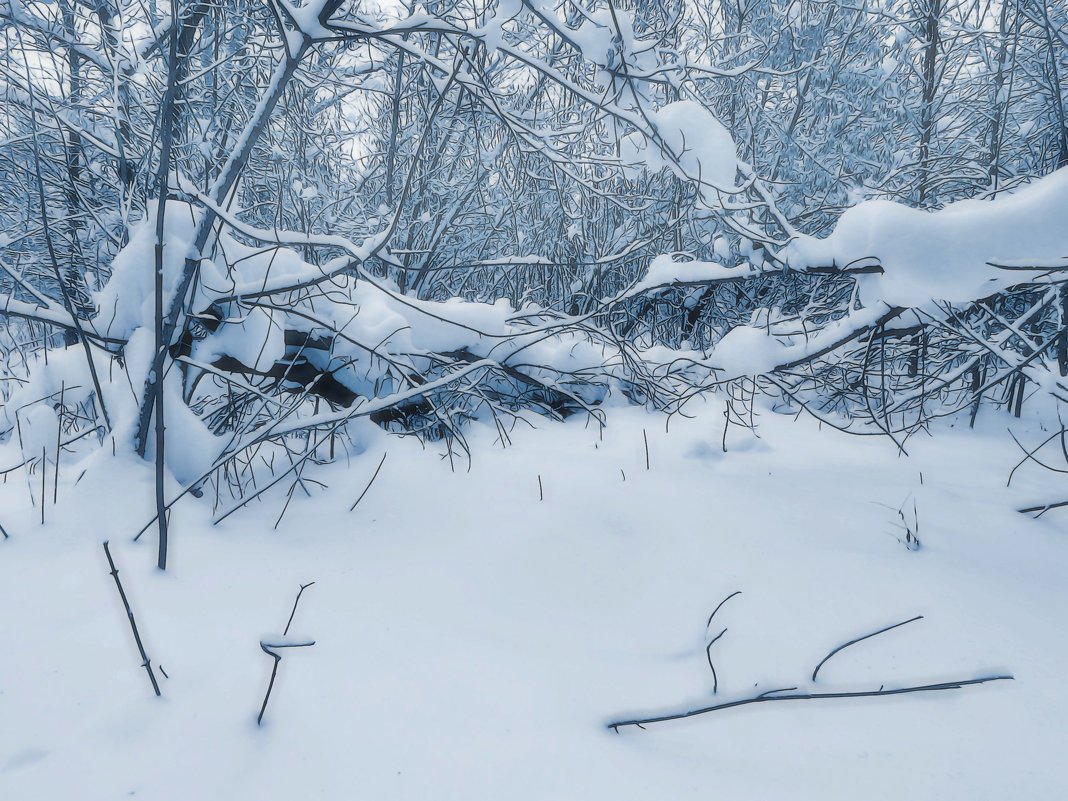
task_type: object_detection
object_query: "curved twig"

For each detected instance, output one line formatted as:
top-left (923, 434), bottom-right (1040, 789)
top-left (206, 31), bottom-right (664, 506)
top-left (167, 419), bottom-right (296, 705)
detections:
top-left (705, 590), bottom-right (742, 631)
top-left (811, 615), bottom-right (923, 682)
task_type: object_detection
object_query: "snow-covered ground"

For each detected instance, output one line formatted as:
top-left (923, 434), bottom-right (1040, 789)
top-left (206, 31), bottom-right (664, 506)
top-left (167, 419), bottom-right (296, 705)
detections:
top-left (1, 402), bottom-right (1066, 800)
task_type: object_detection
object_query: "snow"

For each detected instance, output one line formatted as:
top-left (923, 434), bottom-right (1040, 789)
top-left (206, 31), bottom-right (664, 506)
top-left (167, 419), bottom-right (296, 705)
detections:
top-left (93, 199), bottom-right (204, 341)
top-left (787, 167), bottom-right (1068, 309)
top-left (193, 306), bottom-right (285, 375)
top-left (1, 404), bottom-right (1066, 800)
top-left (622, 101), bottom-right (740, 200)
top-left (710, 322), bottom-right (786, 377)
top-left (0, 346), bottom-right (108, 455)
top-left (282, 0), bottom-right (338, 41)
top-left (14, 403), bottom-right (59, 460)
top-left (160, 369), bottom-right (224, 484)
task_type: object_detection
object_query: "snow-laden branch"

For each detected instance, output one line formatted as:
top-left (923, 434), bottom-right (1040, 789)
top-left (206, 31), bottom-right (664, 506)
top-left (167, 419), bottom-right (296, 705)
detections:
top-left (697, 168), bottom-right (1068, 380)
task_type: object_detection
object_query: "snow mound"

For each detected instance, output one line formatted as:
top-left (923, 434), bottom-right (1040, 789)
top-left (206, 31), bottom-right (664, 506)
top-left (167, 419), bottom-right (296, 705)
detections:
top-left (711, 324), bottom-right (785, 378)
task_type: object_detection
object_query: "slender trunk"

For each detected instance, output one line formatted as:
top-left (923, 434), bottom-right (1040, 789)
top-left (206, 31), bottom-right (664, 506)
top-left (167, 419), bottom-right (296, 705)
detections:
top-left (385, 51), bottom-right (406, 208)
top-left (149, 0), bottom-right (184, 569)
top-left (59, 1), bottom-right (93, 341)
top-left (916, 0), bottom-right (943, 206)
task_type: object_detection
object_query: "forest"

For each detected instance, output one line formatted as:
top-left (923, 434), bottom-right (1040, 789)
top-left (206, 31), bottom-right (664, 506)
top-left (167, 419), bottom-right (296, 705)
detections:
top-left (1, 1), bottom-right (1066, 798)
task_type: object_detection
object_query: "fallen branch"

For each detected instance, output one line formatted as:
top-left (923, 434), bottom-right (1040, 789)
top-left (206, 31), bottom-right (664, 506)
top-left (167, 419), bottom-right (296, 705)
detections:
top-left (609, 605), bottom-right (1012, 732)
top-left (102, 541), bottom-right (161, 697)
top-left (606, 675), bottom-right (1013, 731)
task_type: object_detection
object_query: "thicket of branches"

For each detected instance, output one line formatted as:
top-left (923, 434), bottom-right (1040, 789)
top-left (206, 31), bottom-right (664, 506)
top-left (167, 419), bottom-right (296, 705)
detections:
top-left (1, 0), bottom-right (1067, 562)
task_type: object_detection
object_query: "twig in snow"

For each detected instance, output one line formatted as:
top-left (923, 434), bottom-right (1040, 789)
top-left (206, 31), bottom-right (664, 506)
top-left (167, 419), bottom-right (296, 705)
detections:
top-left (14, 412), bottom-right (35, 508)
top-left (606, 676), bottom-right (1013, 732)
top-left (349, 452), bottom-right (388, 512)
top-left (811, 615), bottom-right (923, 682)
top-left (705, 590), bottom-right (742, 631)
top-left (0, 519), bottom-right (9, 539)
top-left (53, 381), bottom-right (63, 506)
top-left (538, 474), bottom-right (543, 501)
top-left (284, 582), bottom-right (316, 636)
top-left (258, 641), bottom-right (316, 726)
top-left (274, 478), bottom-right (302, 531)
top-left (257, 581), bottom-right (316, 726)
top-left (643, 429), bottom-right (650, 470)
top-left (102, 541), bottom-right (161, 697)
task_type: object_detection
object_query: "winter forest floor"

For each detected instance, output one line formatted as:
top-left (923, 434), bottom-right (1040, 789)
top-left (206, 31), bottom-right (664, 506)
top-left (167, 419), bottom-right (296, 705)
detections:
top-left (1, 402), bottom-right (1066, 800)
